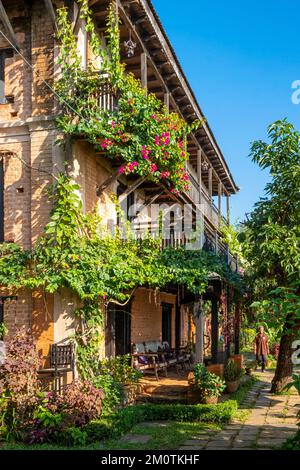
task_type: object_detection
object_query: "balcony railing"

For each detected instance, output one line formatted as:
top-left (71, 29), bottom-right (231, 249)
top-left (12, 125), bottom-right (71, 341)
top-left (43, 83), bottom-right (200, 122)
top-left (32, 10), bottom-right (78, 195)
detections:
top-left (185, 171), bottom-right (225, 231)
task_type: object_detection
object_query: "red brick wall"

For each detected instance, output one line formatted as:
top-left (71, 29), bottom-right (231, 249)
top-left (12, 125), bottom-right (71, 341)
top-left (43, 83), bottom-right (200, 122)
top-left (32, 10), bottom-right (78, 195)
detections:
top-left (131, 288), bottom-right (177, 348)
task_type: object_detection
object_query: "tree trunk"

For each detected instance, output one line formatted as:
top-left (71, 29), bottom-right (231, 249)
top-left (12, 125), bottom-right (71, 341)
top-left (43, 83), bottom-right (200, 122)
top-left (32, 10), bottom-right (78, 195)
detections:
top-left (271, 329), bottom-right (295, 393)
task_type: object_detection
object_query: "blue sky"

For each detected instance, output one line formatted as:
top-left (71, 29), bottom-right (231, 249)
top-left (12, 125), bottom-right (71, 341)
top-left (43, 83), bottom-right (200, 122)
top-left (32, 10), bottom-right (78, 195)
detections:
top-left (152, 0), bottom-right (300, 222)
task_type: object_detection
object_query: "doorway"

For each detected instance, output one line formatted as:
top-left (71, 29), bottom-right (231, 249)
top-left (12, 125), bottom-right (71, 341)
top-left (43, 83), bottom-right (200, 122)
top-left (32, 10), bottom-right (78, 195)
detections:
top-left (106, 303), bottom-right (131, 357)
top-left (162, 302), bottom-right (173, 346)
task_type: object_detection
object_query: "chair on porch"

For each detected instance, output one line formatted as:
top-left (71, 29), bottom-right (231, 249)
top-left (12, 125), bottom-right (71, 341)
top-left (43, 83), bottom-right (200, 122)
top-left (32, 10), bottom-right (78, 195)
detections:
top-left (38, 343), bottom-right (75, 393)
top-left (131, 342), bottom-right (168, 380)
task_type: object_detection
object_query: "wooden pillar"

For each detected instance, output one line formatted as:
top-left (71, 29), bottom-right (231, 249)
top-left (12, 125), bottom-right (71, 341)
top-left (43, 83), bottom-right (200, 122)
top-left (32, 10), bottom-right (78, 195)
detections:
top-left (141, 52), bottom-right (147, 90)
top-left (197, 148), bottom-right (202, 205)
top-left (226, 194), bottom-right (230, 224)
top-left (194, 302), bottom-right (204, 364)
top-left (211, 298), bottom-right (219, 364)
top-left (208, 166), bottom-right (213, 219)
top-left (164, 92), bottom-right (170, 111)
top-left (234, 299), bottom-right (241, 355)
top-left (218, 182), bottom-right (222, 214)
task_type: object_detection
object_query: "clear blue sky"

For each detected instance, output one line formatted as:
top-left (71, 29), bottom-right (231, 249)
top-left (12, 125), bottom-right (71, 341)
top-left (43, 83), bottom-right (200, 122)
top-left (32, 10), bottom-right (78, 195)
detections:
top-left (152, 0), bottom-right (300, 222)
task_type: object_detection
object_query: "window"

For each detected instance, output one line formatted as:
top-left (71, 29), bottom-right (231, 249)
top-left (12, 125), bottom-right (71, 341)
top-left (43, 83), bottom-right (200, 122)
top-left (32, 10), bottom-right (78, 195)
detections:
top-left (0, 49), bottom-right (13, 104)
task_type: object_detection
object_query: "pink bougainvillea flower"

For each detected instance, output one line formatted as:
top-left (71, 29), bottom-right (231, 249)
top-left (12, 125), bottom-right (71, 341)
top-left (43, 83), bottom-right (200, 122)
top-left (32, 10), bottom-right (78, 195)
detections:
top-left (170, 188), bottom-right (180, 196)
top-left (150, 163), bottom-right (158, 173)
top-left (100, 139), bottom-right (113, 150)
top-left (161, 171), bottom-right (170, 179)
top-left (110, 121), bottom-right (116, 129)
top-left (155, 135), bottom-right (161, 146)
top-left (118, 166), bottom-right (126, 174)
top-left (141, 146), bottom-right (152, 160)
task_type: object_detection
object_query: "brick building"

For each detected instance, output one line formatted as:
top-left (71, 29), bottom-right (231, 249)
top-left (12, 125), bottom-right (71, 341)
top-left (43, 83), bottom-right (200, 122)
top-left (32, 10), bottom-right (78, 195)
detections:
top-left (0, 0), bottom-right (239, 367)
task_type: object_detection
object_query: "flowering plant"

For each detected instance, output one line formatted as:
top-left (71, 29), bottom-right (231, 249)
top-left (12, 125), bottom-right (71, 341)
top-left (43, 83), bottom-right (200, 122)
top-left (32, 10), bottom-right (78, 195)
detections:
top-left (193, 364), bottom-right (226, 398)
top-left (56, 1), bottom-right (200, 193)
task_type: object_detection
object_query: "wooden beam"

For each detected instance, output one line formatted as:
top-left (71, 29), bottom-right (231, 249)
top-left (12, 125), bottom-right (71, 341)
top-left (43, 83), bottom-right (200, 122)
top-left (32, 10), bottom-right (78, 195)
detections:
top-left (164, 92), bottom-right (170, 111)
top-left (96, 170), bottom-right (120, 196)
top-left (140, 52), bottom-right (147, 89)
top-left (43, 0), bottom-right (58, 32)
top-left (0, 0), bottom-right (20, 49)
top-left (118, 177), bottom-right (146, 204)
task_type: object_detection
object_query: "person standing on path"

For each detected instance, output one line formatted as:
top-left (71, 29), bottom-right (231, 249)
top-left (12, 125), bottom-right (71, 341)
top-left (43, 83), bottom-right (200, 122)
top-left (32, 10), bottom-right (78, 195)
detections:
top-left (253, 326), bottom-right (269, 372)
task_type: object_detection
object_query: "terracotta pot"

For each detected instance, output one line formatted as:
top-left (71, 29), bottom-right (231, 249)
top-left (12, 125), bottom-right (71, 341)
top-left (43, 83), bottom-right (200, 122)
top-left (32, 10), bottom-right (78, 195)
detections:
top-left (226, 380), bottom-right (240, 393)
top-left (206, 364), bottom-right (224, 378)
top-left (231, 354), bottom-right (244, 370)
top-left (201, 395), bottom-right (218, 405)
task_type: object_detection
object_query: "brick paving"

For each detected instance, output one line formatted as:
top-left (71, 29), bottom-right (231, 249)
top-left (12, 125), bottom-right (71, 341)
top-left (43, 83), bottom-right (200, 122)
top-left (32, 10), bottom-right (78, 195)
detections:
top-left (179, 371), bottom-right (299, 451)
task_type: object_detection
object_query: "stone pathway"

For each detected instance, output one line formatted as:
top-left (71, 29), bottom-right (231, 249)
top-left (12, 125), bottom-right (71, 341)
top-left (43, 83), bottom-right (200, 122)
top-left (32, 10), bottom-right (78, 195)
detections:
top-left (180, 371), bottom-right (299, 451)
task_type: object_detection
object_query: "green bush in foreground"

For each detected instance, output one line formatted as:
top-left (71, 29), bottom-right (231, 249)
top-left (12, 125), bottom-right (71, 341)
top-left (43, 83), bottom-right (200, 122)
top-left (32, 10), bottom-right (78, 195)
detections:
top-left (83, 400), bottom-right (237, 442)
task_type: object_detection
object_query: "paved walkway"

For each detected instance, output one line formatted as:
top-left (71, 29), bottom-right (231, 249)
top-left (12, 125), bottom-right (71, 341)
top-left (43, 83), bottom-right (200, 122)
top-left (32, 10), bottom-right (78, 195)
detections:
top-left (180, 371), bottom-right (299, 450)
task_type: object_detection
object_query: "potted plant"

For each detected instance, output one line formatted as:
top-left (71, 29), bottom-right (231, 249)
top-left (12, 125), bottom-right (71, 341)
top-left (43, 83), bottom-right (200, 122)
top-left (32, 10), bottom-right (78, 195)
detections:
top-left (224, 358), bottom-right (242, 393)
top-left (193, 364), bottom-right (226, 404)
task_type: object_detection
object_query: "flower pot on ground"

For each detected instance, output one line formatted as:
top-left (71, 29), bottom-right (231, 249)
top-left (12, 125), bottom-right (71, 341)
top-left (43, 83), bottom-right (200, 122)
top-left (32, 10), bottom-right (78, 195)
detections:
top-left (231, 354), bottom-right (244, 370)
top-left (224, 358), bottom-right (242, 393)
top-left (193, 363), bottom-right (226, 404)
top-left (201, 395), bottom-right (218, 405)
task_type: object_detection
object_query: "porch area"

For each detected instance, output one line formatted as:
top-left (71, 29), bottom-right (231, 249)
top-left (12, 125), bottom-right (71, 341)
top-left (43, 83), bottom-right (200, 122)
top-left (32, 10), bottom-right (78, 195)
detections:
top-left (138, 369), bottom-right (191, 404)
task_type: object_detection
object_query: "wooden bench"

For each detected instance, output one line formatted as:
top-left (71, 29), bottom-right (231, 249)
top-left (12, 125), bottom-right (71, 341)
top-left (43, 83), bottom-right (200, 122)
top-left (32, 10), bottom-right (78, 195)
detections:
top-left (131, 341), bottom-right (192, 380)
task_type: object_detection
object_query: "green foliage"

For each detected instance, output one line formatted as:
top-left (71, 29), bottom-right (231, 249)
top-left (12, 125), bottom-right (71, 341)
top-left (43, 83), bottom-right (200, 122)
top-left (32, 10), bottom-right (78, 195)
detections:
top-left (0, 329), bottom-right (41, 439)
top-left (0, 322), bottom-right (7, 339)
top-left (241, 120), bottom-right (300, 333)
top-left (97, 355), bottom-right (141, 385)
top-left (283, 374), bottom-right (300, 395)
top-left (83, 401), bottom-right (238, 442)
top-left (282, 428), bottom-right (300, 450)
top-left (193, 364), bottom-right (226, 397)
top-left (0, 174), bottom-right (241, 314)
top-left (220, 221), bottom-right (246, 267)
top-left (224, 358), bottom-right (242, 382)
top-left (55, 0), bottom-right (201, 194)
top-left (60, 427), bottom-right (88, 447)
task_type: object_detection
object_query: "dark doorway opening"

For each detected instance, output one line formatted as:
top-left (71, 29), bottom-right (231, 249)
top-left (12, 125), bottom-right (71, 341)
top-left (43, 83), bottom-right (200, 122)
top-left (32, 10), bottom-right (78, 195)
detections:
top-left (162, 302), bottom-right (173, 346)
top-left (106, 303), bottom-right (131, 357)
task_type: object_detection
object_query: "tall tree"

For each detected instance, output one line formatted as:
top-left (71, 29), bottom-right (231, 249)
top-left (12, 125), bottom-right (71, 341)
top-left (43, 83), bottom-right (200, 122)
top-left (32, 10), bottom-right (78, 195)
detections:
top-left (241, 120), bottom-right (300, 392)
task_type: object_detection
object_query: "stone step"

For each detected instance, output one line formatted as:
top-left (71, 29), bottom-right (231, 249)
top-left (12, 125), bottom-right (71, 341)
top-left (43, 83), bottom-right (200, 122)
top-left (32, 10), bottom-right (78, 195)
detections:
top-left (137, 393), bottom-right (187, 404)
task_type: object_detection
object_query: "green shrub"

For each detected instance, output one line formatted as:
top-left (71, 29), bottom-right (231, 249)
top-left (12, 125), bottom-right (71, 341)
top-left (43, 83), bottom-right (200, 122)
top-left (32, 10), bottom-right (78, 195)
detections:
top-left (60, 427), bottom-right (88, 447)
top-left (193, 363), bottom-right (226, 398)
top-left (91, 374), bottom-right (124, 416)
top-left (224, 359), bottom-right (242, 382)
top-left (84, 401), bottom-right (237, 442)
top-left (282, 429), bottom-right (300, 450)
top-left (97, 355), bottom-right (141, 385)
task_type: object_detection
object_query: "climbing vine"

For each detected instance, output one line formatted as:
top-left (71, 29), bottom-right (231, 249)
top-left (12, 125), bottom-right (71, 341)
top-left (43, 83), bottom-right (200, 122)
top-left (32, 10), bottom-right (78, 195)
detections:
top-left (55, 0), bottom-right (201, 194)
top-left (0, 175), bottom-right (242, 378)
top-left (0, 175), bottom-right (242, 310)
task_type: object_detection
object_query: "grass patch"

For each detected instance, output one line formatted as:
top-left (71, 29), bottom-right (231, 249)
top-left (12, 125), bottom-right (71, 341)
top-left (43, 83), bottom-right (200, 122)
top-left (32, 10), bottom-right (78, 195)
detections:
top-left (0, 423), bottom-right (221, 451)
top-left (104, 422), bottom-right (220, 450)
